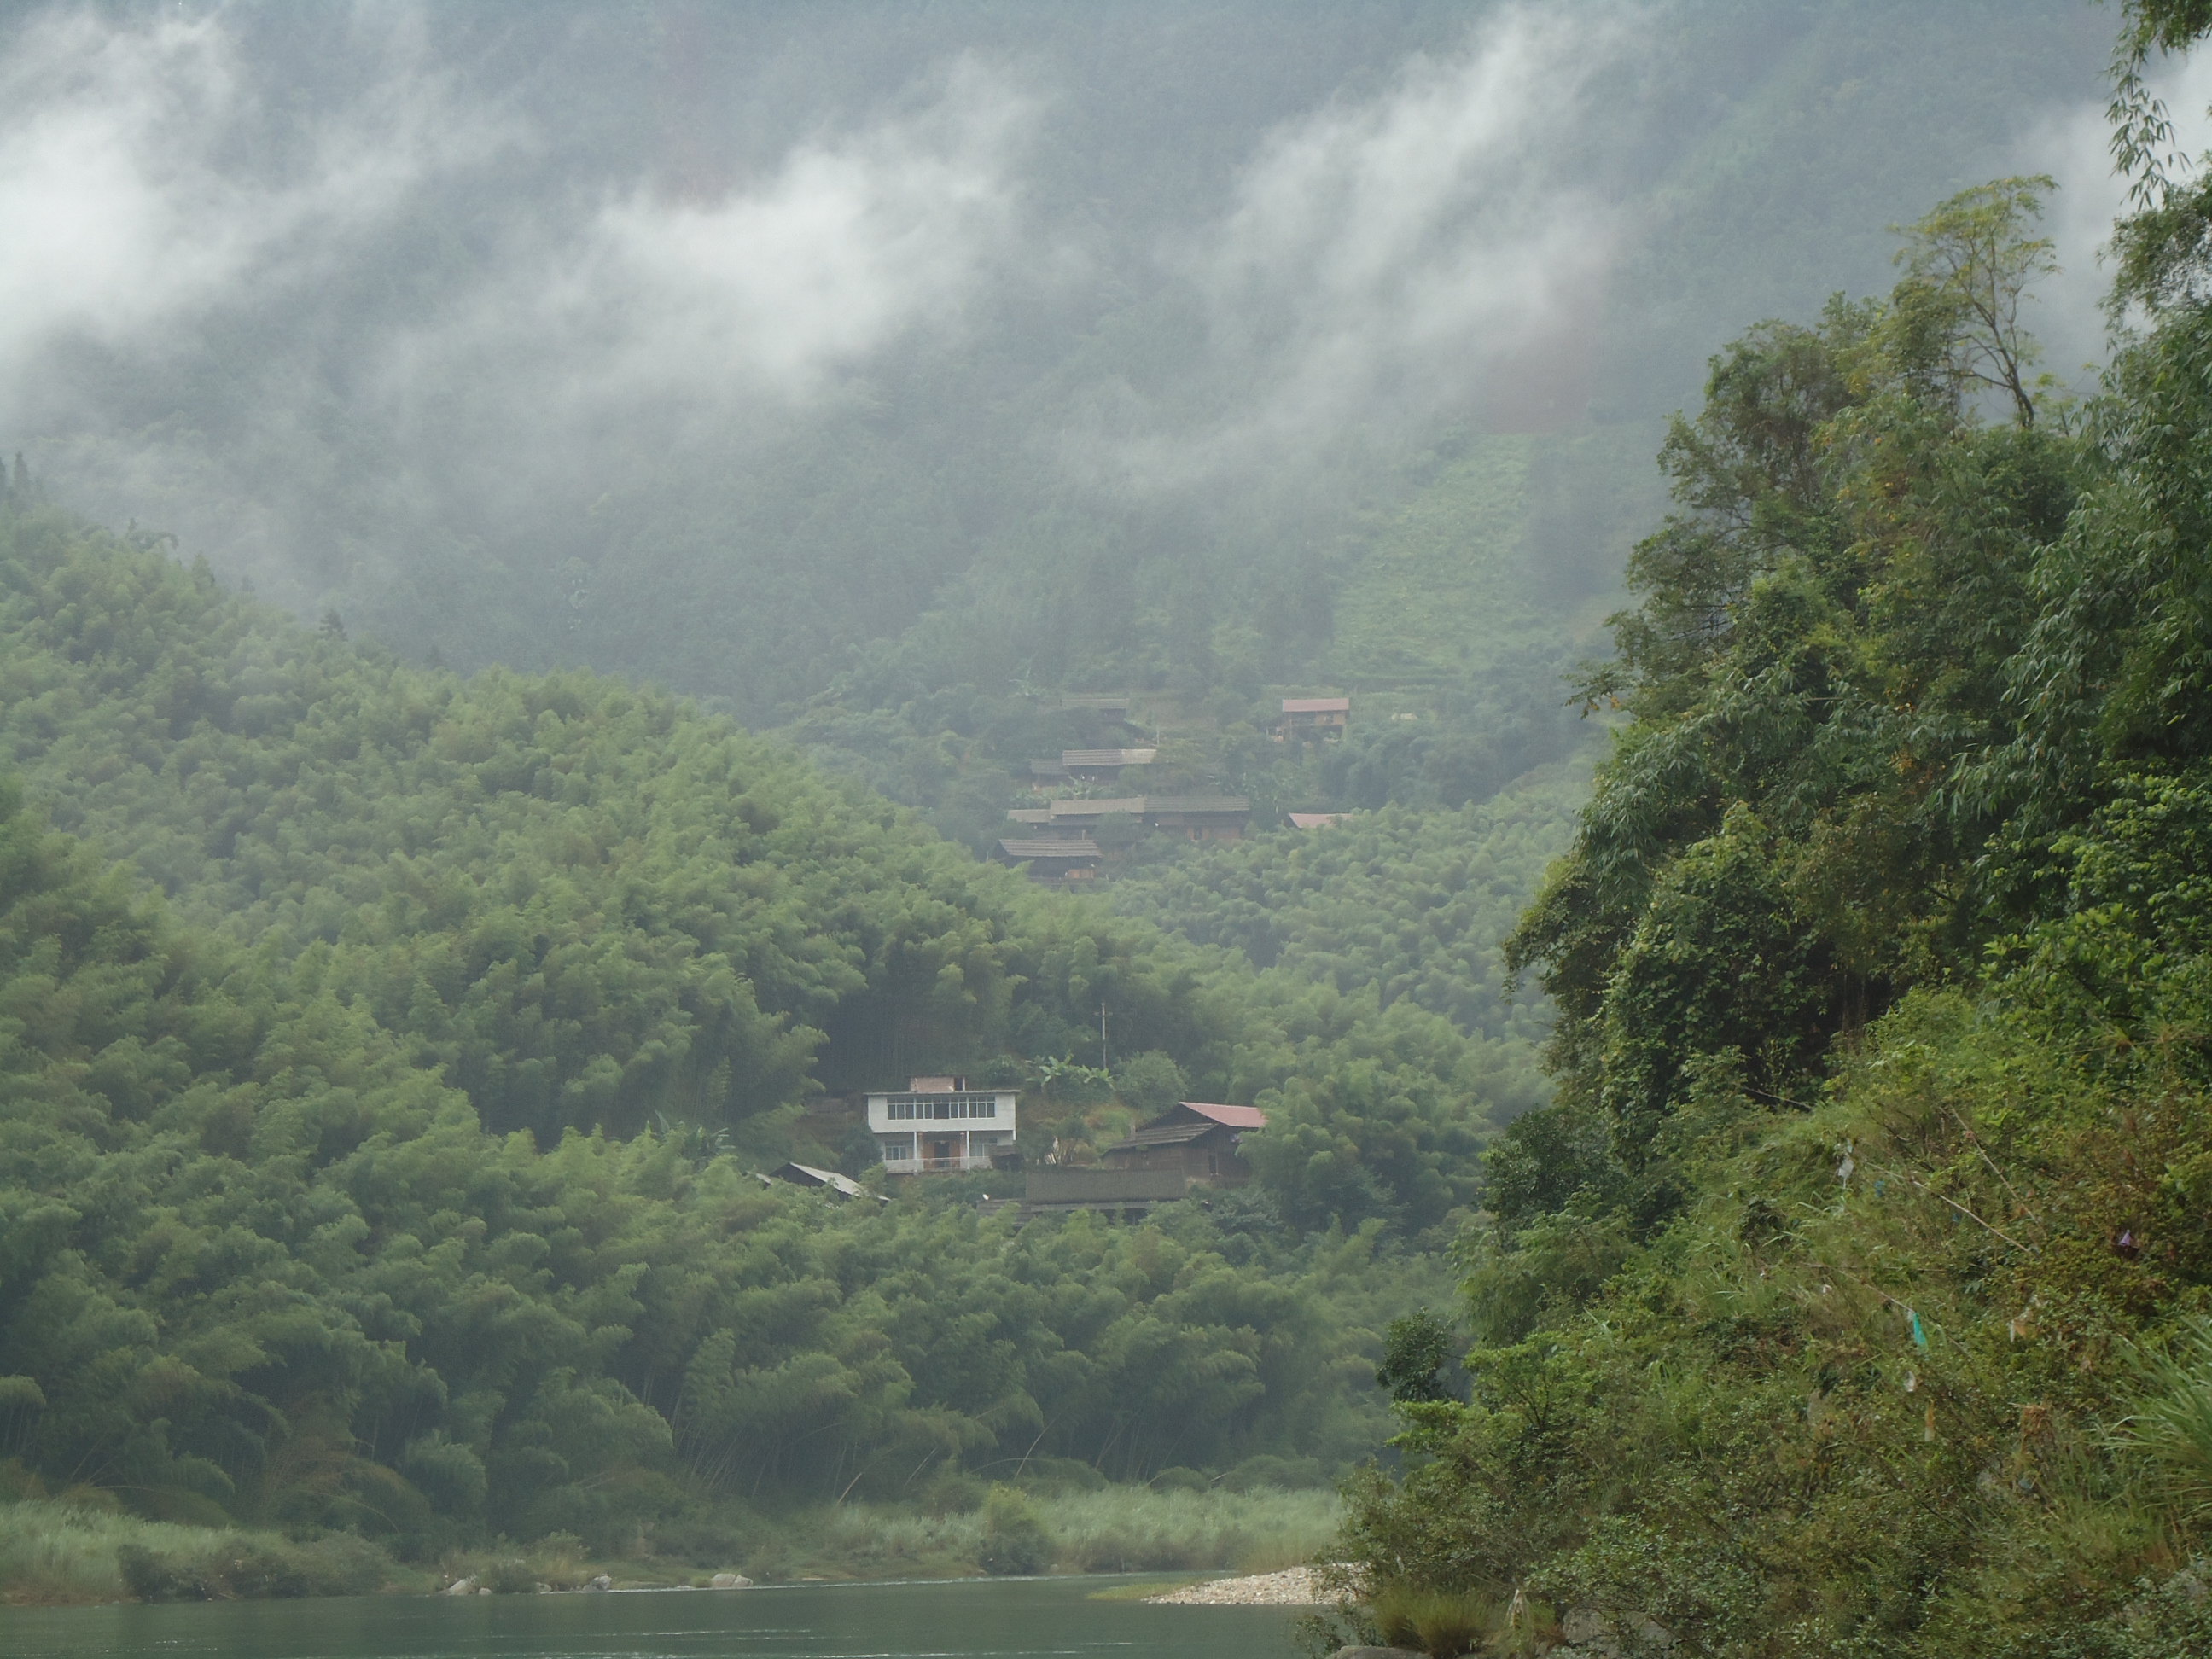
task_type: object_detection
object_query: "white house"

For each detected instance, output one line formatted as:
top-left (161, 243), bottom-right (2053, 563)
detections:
top-left (865, 1075), bottom-right (1017, 1173)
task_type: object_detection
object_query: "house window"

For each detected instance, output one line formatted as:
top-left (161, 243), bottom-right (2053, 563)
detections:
top-left (883, 1095), bottom-right (999, 1121)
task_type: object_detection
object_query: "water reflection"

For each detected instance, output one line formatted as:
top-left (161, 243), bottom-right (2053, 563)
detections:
top-left (0, 1575), bottom-right (1300, 1659)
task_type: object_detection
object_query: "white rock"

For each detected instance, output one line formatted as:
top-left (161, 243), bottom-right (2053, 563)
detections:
top-left (710, 1572), bottom-right (753, 1589)
top-left (1144, 1566), bottom-right (1350, 1605)
top-left (443, 1577), bottom-right (476, 1596)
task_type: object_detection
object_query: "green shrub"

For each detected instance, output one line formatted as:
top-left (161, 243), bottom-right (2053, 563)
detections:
top-left (977, 1486), bottom-right (1054, 1576)
top-left (918, 1470), bottom-right (987, 1517)
top-left (1010, 1458), bottom-right (1106, 1495)
top-left (2087, 1560), bottom-right (2212, 1656)
top-left (111, 1528), bottom-right (389, 1601)
top-left (1371, 1585), bottom-right (1497, 1658)
top-left (1221, 1454), bottom-right (1325, 1493)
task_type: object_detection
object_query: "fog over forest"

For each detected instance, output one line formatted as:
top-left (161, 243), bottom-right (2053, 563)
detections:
top-left (0, 0), bottom-right (2163, 750)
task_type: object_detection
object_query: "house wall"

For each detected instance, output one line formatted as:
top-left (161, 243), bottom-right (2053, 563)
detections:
top-left (1103, 1130), bottom-right (1252, 1185)
top-left (866, 1090), bottom-right (1016, 1172)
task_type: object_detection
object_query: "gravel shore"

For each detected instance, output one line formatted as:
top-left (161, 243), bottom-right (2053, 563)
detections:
top-left (1144, 1566), bottom-right (1350, 1605)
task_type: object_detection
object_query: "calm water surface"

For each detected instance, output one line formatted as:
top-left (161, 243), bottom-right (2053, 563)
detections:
top-left (0, 1576), bottom-right (1302, 1659)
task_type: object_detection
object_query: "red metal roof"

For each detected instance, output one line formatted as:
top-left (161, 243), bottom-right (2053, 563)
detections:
top-left (1179, 1101), bottom-right (1267, 1129)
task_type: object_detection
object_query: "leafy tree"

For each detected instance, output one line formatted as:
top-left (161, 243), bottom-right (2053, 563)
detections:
top-left (1507, 180), bottom-right (2085, 1196)
top-left (1113, 1051), bottom-right (1188, 1115)
top-left (1335, 40), bottom-right (2212, 1634)
top-left (1374, 1310), bottom-right (1458, 1406)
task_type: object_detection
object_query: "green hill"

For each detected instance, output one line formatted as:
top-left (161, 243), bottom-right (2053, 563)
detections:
top-left (0, 488), bottom-right (1569, 1585)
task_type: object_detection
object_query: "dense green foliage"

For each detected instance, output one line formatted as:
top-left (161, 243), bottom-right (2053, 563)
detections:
top-left (0, 500), bottom-right (1532, 1236)
top-left (0, 492), bottom-right (1559, 1576)
top-left (0, 762), bottom-right (1449, 1555)
top-left (1111, 762), bottom-right (1582, 1051)
top-left (1331, 58), bottom-right (2212, 1650)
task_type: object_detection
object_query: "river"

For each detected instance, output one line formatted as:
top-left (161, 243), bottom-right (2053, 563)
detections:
top-left (0, 1575), bottom-right (1307, 1659)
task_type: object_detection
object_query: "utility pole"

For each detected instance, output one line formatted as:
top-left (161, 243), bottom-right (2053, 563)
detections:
top-left (1100, 1001), bottom-right (1109, 1074)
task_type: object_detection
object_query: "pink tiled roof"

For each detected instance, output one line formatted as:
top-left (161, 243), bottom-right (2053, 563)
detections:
top-left (1179, 1101), bottom-right (1267, 1129)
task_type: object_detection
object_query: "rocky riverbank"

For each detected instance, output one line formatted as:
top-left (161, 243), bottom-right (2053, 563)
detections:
top-left (1144, 1565), bottom-right (1348, 1605)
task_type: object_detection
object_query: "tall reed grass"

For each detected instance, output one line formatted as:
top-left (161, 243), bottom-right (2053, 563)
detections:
top-left (3, 1481), bottom-right (1341, 1603)
top-left (766, 1483), bottom-right (1341, 1581)
top-left (0, 1499), bottom-right (393, 1604)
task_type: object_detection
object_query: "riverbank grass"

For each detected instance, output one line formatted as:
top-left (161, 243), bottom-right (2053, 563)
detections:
top-left (0, 1499), bottom-right (399, 1604)
top-left (2, 1481), bottom-right (1340, 1604)
top-left (774, 1484), bottom-right (1341, 1581)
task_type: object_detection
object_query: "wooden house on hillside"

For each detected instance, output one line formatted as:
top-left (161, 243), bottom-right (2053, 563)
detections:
top-left (995, 836), bottom-right (1104, 882)
top-left (1100, 1102), bottom-right (1267, 1186)
top-left (1277, 696), bottom-right (1351, 738)
top-left (1060, 693), bottom-right (1133, 722)
top-left (760, 1161), bottom-right (886, 1202)
top-left (1140, 796), bottom-right (1250, 841)
top-left (1018, 795), bottom-right (1251, 841)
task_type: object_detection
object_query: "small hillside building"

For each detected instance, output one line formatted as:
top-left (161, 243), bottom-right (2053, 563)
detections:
top-left (996, 836), bottom-right (1104, 882)
top-left (1025, 795), bottom-right (1249, 842)
top-left (1278, 696), bottom-right (1351, 738)
top-left (1140, 796), bottom-right (1250, 841)
top-left (867, 1076), bottom-right (1018, 1174)
top-left (760, 1161), bottom-right (886, 1202)
top-left (1100, 1101), bottom-right (1267, 1186)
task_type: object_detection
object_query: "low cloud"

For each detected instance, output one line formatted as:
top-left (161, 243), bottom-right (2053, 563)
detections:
top-left (0, 6), bottom-right (1039, 605)
top-left (0, 6), bottom-right (501, 411)
top-left (2011, 47), bottom-right (2212, 384)
top-left (1086, 1), bottom-right (1644, 488)
top-left (378, 55), bottom-right (1036, 448)
top-left (575, 60), bottom-right (1033, 404)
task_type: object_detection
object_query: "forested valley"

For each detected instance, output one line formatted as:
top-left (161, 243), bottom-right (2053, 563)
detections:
top-left (0, 491), bottom-right (1548, 1588)
top-left (4, 1), bottom-right (2212, 1654)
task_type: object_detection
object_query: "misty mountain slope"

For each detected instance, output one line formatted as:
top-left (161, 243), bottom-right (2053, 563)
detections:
top-left (777, 419), bottom-right (1635, 843)
top-left (1324, 426), bottom-right (1662, 687)
top-left (0, 493), bottom-right (1546, 1229)
top-left (1611, 0), bottom-right (2111, 399)
top-left (1110, 757), bottom-right (1587, 1065)
top-left (3, 0), bottom-right (2116, 760)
